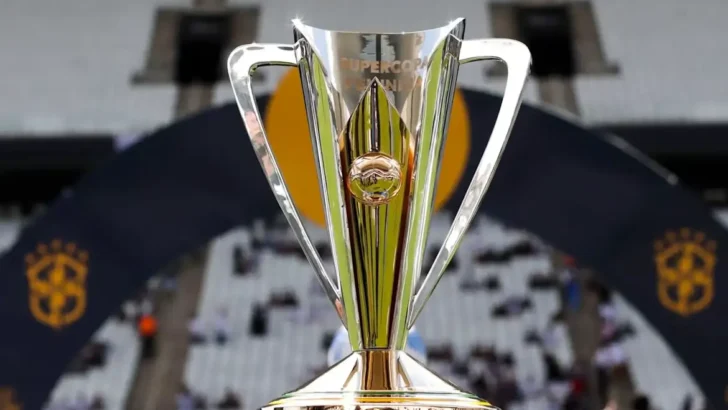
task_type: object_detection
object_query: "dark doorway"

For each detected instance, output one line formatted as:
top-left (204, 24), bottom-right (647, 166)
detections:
top-left (517, 6), bottom-right (576, 78)
top-left (175, 13), bottom-right (230, 85)
top-left (0, 136), bottom-right (114, 215)
top-left (599, 124), bottom-right (728, 207)
top-left (0, 169), bottom-right (87, 213)
top-left (653, 154), bottom-right (728, 206)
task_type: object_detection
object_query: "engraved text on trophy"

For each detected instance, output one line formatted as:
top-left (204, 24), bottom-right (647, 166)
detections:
top-left (340, 57), bottom-right (428, 92)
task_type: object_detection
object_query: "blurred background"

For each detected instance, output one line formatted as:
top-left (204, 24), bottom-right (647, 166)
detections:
top-left (1, 1), bottom-right (727, 410)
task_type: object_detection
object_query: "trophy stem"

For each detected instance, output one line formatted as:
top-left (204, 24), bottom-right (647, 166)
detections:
top-left (265, 351), bottom-right (496, 410)
top-left (358, 350), bottom-right (400, 391)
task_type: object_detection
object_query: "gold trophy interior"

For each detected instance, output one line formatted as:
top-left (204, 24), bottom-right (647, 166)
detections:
top-left (263, 21), bottom-right (496, 410)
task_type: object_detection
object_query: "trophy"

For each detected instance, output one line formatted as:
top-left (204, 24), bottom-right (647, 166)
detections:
top-left (228, 18), bottom-right (530, 410)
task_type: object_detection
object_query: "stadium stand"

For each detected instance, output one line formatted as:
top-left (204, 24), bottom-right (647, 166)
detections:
top-left (8, 207), bottom-right (716, 410)
top-left (47, 321), bottom-right (140, 410)
top-left (419, 216), bottom-right (576, 410)
top-left (4, 0), bottom-right (723, 134)
top-left (183, 222), bottom-right (334, 409)
top-left (1, 208), bottom-right (714, 410)
top-left (575, 0), bottom-right (728, 124)
top-left (2, 1), bottom-right (727, 409)
top-left (0, 0), bottom-right (540, 134)
top-left (613, 295), bottom-right (705, 410)
top-left (184, 215), bottom-right (577, 410)
top-left (0, 0), bottom-right (179, 134)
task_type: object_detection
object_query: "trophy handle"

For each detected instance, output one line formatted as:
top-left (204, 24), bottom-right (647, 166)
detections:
top-left (228, 44), bottom-right (343, 312)
top-left (407, 39), bottom-right (531, 328)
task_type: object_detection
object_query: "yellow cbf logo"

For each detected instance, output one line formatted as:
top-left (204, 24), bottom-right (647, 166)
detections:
top-left (654, 228), bottom-right (716, 317)
top-left (0, 387), bottom-right (21, 410)
top-left (25, 240), bottom-right (89, 330)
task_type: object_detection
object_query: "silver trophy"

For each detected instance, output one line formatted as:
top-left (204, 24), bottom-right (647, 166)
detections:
top-left (229, 18), bottom-right (530, 410)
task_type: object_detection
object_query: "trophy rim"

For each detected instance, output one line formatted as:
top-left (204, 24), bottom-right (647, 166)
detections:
top-left (291, 17), bottom-right (465, 36)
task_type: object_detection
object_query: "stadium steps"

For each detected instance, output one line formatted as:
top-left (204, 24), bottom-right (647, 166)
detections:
top-left (569, 1), bottom-right (620, 75)
top-left (594, 281), bottom-right (637, 410)
top-left (614, 295), bottom-right (704, 410)
top-left (125, 257), bottom-right (208, 410)
top-left (537, 77), bottom-right (580, 116)
top-left (128, 20), bottom-right (219, 406)
top-left (562, 269), bottom-right (636, 410)
top-left (131, 8), bottom-right (179, 85)
top-left (175, 85), bottom-right (215, 119)
top-left (557, 263), bottom-right (602, 408)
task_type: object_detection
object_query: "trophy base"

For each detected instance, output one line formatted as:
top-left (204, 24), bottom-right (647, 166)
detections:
top-left (264, 350), bottom-right (498, 410)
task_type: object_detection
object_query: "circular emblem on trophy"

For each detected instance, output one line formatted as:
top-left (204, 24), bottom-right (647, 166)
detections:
top-left (347, 153), bottom-right (402, 206)
top-left (264, 68), bottom-right (471, 226)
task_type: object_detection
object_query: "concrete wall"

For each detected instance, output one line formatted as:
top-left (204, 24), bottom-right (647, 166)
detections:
top-left (0, 0), bottom-right (724, 135)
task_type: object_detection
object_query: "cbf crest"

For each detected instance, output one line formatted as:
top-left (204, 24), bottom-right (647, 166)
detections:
top-left (654, 228), bottom-right (716, 317)
top-left (25, 240), bottom-right (89, 330)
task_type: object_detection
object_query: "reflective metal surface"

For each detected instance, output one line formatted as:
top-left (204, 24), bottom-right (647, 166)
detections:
top-left (265, 350), bottom-right (494, 408)
top-left (293, 19), bottom-right (473, 353)
top-left (228, 44), bottom-right (343, 316)
top-left (408, 38), bottom-right (531, 328)
top-left (228, 17), bottom-right (530, 410)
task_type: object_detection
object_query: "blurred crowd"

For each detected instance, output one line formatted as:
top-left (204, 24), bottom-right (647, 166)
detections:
top-left (39, 221), bottom-right (706, 410)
